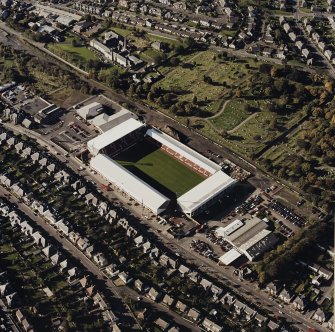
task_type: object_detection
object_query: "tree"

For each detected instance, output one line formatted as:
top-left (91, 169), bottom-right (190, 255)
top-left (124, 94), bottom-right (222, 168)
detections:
top-left (264, 86), bottom-right (272, 97)
top-left (235, 88), bottom-right (241, 98)
top-left (203, 75), bottom-right (213, 84)
top-left (310, 145), bottom-right (322, 157)
top-left (324, 79), bottom-right (334, 93)
top-left (264, 102), bottom-right (275, 113)
top-left (269, 117), bottom-right (277, 130)
top-left (242, 103), bottom-right (251, 113)
top-left (169, 57), bottom-right (180, 66)
top-left (258, 271), bottom-right (266, 284)
top-left (301, 162), bottom-right (311, 174)
top-left (170, 104), bottom-right (178, 114)
top-left (152, 54), bottom-right (163, 65)
top-left (147, 91), bottom-right (154, 101)
top-left (296, 139), bottom-right (310, 150)
top-left (270, 66), bottom-right (277, 78)
top-left (72, 38), bottom-right (80, 47)
top-left (33, 32), bottom-right (44, 42)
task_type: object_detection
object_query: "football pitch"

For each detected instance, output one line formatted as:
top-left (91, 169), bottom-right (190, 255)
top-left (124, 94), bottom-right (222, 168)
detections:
top-left (115, 139), bottom-right (205, 198)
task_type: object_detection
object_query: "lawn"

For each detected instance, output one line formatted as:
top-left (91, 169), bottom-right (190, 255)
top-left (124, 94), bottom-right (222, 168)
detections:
top-left (147, 33), bottom-right (181, 47)
top-left (47, 36), bottom-right (98, 67)
top-left (111, 27), bottom-right (133, 37)
top-left (139, 48), bottom-right (163, 63)
top-left (210, 99), bottom-right (253, 131)
top-left (115, 139), bottom-right (204, 198)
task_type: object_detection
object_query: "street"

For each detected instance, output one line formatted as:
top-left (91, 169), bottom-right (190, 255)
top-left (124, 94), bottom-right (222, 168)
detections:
top-left (0, 185), bottom-right (199, 332)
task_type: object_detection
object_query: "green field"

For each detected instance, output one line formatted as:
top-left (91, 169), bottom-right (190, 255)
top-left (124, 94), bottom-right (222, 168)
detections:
top-left (47, 36), bottom-right (98, 68)
top-left (210, 99), bottom-right (253, 131)
top-left (111, 27), bottom-right (133, 37)
top-left (115, 140), bottom-right (204, 198)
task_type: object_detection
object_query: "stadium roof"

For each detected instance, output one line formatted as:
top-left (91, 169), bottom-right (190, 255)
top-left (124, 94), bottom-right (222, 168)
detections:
top-left (219, 249), bottom-right (242, 265)
top-left (177, 171), bottom-right (236, 216)
top-left (87, 118), bottom-right (144, 156)
top-left (90, 154), bottom-right (170, 214)
top-left (146, 128), bottom-right (221, 175)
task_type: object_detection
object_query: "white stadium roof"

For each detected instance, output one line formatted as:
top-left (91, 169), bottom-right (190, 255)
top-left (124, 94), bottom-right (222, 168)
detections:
top-left (146, 128), bottom-right (221, 175)
top-left (177, 171), bottom-right (236, 216)
top-left (90, 154), bottom-right (170, 214)
top-left (87, 118), bottom-right (144, 156)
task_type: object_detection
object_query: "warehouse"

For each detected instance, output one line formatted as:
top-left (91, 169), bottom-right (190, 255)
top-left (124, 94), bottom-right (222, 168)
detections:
top-left (217, 217), bottom-right (278, 263)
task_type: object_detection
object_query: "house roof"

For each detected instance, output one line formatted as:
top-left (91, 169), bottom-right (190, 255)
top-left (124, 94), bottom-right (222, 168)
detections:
top-left (188, 307), bottom-right (201, 320)
top-left (163, 294), bottom-right (175, 306)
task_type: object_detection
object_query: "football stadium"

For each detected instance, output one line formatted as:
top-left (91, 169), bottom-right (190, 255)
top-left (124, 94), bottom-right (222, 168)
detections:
top-left (87, 117), bottom-right (237, 216)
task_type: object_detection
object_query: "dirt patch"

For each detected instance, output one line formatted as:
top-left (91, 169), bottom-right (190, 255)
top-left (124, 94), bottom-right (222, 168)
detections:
top-left (49, 88), bottom-right (89, 109)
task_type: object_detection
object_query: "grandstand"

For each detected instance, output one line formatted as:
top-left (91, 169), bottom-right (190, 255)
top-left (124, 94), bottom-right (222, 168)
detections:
top-left (87, 118), bottom-right (236, 216)
top-left (177, 171), bottom-right (236, 217)
top-left (87, 118), bottom-right (145, 157)
top-left (90, 154), bottom-right (170, 214)
top-left (146, 129), bottom-right (221, 177)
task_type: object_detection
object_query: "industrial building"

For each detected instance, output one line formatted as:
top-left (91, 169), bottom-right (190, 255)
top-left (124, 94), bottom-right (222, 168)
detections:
top-left (217, 217), bottom-right (278, 264)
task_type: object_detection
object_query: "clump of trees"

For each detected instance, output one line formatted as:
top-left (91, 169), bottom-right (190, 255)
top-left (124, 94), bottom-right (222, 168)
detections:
top-left (256, 221), bottom-right (332, 284)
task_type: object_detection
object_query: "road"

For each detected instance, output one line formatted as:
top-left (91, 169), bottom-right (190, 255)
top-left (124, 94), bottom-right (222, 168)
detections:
top-left (0, 185), bottom-right (199, 332)
top-left (159, 233), bottom-right (329, 332)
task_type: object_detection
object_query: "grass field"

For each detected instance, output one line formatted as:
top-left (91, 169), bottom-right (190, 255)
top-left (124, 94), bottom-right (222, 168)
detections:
top-left (115, 140), bottom-right (204, 198)
top-left (47, 36), bottom-right (98, 67)
top-left (210, 99), bottom-right (253, 131)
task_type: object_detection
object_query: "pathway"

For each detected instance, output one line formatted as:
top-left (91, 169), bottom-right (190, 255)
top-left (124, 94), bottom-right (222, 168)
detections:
top-left (227, 112), bottom-right (258, 134)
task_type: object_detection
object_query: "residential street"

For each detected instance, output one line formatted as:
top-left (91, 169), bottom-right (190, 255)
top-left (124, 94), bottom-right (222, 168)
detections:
top-left (0, 185), bottom-right (199, 332)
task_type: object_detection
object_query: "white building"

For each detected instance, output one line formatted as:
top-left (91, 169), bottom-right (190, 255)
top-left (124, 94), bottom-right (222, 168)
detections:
top-left (217, 217), bottom-right (278, 263)
top-left (87, 118), bottom-right (145, 156)
top-left (90, 154), bottom-right (170, 214)
top-left (177, 171), bottom-right (236, 217)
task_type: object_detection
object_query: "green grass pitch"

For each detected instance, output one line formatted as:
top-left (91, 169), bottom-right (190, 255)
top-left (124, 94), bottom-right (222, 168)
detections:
top-left (115, 139), bottom-right (205, 198)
